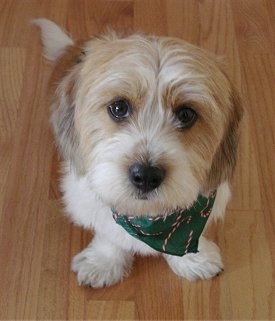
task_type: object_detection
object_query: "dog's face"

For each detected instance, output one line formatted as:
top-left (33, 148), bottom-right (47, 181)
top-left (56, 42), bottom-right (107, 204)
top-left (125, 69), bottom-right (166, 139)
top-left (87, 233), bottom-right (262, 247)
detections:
top-left (51, 34), bottom-right (243, 216)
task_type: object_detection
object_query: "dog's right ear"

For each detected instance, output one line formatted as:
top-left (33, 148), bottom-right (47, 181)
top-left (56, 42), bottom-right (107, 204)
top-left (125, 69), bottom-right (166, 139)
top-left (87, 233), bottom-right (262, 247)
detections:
top-left (205, 85), bottom-right (244, 191)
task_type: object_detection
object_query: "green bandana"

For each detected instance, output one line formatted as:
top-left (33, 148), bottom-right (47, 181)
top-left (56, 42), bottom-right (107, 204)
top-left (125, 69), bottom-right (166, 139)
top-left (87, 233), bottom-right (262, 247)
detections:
top-left (112, 191), bottom-right (216, 257)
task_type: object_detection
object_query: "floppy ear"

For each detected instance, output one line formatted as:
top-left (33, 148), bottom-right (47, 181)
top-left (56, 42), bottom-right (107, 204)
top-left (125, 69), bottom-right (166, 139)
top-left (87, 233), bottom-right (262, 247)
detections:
top-left (206, 87), bottom-right (244, 190)
top-left (50, 72), bottom-right (84, 174)
top-left (49, 43), bottom-right (87, 175)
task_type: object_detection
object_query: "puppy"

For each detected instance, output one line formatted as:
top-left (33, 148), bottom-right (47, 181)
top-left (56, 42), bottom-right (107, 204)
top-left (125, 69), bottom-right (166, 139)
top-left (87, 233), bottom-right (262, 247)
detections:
top-left (34, 19), bottom-right (243, 288)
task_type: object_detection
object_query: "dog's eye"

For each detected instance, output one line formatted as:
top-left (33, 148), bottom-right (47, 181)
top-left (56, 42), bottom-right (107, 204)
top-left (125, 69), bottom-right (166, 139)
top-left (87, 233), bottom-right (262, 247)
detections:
top-left (175, 106), bottom-right (198, 129)
top-left (108, 100), bottom-right (132, 122)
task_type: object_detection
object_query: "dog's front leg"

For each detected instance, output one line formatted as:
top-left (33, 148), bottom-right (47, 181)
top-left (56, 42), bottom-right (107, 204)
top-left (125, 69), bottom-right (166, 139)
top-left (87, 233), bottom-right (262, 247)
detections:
top-left (163, 236), bottom-right (224, 281)
top-left (72, 234), bottom-right (134, 288)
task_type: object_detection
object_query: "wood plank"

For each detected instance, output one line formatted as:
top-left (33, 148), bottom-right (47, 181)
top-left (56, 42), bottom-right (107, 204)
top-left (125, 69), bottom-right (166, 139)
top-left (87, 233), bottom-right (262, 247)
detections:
top-left (0, 48), bottom-right (26, 218)
top-left (231, 0), bottom-right (274, 54)
top-left (181, 277), bottom-right (221, 319)
top-left (230, 116), bottom-right (262, 211)
top-left (85, 300), bottom-right (135, 320)
top-left (166, 0), bottom-right (200, 44)
top-left (0, 48), bottom-right (26, 136)
top-left (134, 0), bottom-right (167, 35)
top-left (36, 202), bottom-right (72, 320)
top-left (67, 0), bottom-right (134, 38)
top-left (134, 256), bottom-right (184, 320)
top-left (240, 53), bottom-right (275, 221)
top-left (239, 55), bottom-right (275, 316)
top-left (0, 0), bottom-right (38, 46)
top-left (0, 34), bottom-right (53, 320)
top-left (219, 210), bottom-right (274, 319)
top-left (198, 0), bottom-right (236, 55)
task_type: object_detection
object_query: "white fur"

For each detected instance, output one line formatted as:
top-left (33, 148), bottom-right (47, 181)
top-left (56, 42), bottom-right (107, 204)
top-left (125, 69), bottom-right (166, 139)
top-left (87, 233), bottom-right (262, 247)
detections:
top-left (72, 234), bottom-right (134, 288)
top-left (32, 19), bottom-right (74, 60)
top-left (61, 165), bottom-right (163, 256)
top-left (210, 181), bottom-right (232, 221)
top-left (164, 236), bottom-right (224, 281)
top-left (62, 165), bottom-right (227, 285)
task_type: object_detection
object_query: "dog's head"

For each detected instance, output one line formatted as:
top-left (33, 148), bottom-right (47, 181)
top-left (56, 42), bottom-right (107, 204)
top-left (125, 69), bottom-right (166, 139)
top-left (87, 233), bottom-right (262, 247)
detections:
top-left (35, 20), bottom-right (243, 216)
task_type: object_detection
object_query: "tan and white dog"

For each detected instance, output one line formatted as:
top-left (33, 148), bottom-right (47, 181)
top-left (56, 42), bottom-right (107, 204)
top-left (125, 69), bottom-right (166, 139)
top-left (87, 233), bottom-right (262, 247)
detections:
top-left (34, 19), bottom-right (243, 288)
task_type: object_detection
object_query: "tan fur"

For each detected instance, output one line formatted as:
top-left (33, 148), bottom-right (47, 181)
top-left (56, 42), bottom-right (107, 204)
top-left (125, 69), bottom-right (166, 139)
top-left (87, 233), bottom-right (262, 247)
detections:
top-left (48, 31), bottom-right (243, 208)
top-left (205, 89), bottom-right (243, 191)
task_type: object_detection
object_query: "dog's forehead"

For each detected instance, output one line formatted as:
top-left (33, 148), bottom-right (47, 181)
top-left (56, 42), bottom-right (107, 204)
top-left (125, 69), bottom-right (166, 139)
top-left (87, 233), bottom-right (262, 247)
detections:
top-left (81, 35), bottom-right (230, 117)
top-left (86, 35), bottom-right (215, 76)
top-left (85, 35), bottom-right (224, 93)
top-left (85, 35), bottom-right (159, 72)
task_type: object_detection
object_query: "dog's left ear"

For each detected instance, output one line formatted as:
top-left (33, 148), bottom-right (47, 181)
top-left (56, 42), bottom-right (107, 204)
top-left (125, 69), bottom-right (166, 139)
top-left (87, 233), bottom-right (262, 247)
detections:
top-left (50, 72), bottom-right (84, 174)
top-left (206, 86), bottom-right (244, 190)
top-left (34, 18), bottom-right (85, 174)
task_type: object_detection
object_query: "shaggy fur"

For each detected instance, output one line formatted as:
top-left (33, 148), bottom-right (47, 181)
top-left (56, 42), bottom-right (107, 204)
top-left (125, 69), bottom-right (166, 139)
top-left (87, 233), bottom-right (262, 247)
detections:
top-left (34, 19), bottom-right (243, 288)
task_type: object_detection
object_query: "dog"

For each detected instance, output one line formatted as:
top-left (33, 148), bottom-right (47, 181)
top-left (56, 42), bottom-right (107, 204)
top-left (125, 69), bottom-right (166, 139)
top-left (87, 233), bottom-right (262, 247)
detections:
top-left (34, 19), bottom-right (243, 288)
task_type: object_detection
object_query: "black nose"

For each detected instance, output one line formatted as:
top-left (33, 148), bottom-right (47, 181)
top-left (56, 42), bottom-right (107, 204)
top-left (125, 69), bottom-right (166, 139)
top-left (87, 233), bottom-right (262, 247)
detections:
top-left (128, 163), bottom-right (165, 193)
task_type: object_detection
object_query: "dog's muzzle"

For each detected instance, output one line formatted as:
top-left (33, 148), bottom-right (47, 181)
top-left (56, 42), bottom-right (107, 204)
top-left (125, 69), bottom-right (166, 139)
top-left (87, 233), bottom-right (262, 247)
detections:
top-left (128, 163), bottom-right (165, 193)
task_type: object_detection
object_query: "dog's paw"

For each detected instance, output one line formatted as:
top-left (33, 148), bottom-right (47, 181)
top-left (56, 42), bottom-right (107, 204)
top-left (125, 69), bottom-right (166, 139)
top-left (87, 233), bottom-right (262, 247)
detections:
top-left (72, 240), bottom-right (133, 288)
top-left (164, 236), bottom-right (224, 281)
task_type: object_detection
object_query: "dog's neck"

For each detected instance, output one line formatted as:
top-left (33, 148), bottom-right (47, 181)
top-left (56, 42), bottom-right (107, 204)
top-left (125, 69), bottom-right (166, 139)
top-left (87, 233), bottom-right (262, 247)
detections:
top-left (112, 191), bottom-right (217, 256)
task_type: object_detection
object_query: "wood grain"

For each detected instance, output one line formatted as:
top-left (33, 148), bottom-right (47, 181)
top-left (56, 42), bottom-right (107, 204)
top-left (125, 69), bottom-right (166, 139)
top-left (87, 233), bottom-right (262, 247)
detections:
top-left (0, 48), bottom-right (26, 217)
top-left (0, 0), bottom-right (274, 319)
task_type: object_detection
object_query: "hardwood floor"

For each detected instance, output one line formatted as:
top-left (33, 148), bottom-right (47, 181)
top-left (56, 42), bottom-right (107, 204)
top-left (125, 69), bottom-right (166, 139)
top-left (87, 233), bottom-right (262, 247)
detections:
top-left (0, 0), bottom-right (274, 319)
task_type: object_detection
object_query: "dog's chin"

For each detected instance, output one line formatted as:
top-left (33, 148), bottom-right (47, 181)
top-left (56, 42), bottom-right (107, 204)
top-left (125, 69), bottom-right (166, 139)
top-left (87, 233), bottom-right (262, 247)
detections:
top-left (112, 202), bottom-right (176, 217)
top-left (106, 189), bottom-right (196, 217)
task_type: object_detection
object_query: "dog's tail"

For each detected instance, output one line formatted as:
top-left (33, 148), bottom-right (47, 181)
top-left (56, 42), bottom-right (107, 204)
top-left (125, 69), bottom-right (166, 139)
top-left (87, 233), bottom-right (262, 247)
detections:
top-left (32, 18), bottom-right (74, 61)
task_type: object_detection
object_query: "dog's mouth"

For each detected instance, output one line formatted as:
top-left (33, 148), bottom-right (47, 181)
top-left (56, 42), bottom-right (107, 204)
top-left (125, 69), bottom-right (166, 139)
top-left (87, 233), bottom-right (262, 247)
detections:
top-left (112, 191), bottom-right (217, 219)
top-left (132, 189), bottom-right (158, 201)
top-left (137, 194), bottom-right (149, 200)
